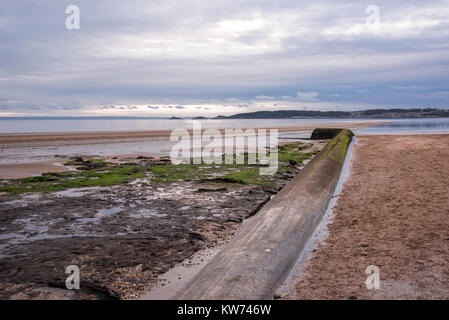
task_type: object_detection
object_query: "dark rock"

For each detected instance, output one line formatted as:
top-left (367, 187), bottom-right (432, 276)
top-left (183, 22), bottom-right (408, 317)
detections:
top-left (311, 128), bottom-right (343, 139)
top-left (197, 188), bottom-right (228, 193)
top-left (262, 188), bottom-right (277, 194)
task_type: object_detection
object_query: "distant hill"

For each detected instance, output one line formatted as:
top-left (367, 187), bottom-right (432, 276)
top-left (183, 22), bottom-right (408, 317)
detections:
top-left (215, 108), bottom-right (449, 119)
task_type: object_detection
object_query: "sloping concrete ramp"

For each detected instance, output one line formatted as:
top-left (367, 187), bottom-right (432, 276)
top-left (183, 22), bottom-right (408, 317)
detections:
top-left (176, 129), bottom-right (354, 300)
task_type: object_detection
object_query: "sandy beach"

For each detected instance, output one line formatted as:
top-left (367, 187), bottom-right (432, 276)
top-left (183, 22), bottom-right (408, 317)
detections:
top-left (286, 134), bottom-right (449, 299)
top-left (2, 126), bottom-right (448, 300)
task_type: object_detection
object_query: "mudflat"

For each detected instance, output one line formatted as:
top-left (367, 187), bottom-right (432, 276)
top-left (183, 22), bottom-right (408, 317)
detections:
top-left (0, 121), bottom-right (386, 144)
top-left (287, 134), bottom-right (449, 299)
top-left (0, 121), bottom-right (387, 179)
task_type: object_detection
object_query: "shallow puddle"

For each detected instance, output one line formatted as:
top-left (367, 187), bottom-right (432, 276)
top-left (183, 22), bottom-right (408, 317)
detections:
top-left (97, 207), bottom-right (123, 216)
top-left (130, 209), bottom-right (168, 218)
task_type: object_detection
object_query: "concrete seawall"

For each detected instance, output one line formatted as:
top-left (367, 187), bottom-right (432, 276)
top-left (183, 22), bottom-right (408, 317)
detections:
top-left (176, 129), bottom-right (354, 300)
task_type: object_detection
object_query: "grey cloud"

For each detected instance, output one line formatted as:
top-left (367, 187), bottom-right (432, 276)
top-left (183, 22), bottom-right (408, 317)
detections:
top-left (0, 0), bottom-right (448, 115)
top-left (60, 105), bottom-right (83, 110)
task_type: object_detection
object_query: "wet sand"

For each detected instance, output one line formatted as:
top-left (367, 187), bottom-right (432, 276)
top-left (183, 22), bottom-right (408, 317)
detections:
top-left (0, 162), bottom-right (72, 179)
top-left (286, 135), bottom-right (449, 299)
top-left (0, 121), bottom-right (386, 144)
top-left (0, 121), bottom-right (386, 179)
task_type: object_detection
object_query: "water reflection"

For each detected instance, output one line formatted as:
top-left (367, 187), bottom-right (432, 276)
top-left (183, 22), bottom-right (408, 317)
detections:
top-left (356, 118), bottom-right (449, 134)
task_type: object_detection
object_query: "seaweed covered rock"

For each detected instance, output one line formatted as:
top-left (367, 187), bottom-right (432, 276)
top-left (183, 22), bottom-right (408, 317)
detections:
top-left (311, 128), bottom-right (343, 139)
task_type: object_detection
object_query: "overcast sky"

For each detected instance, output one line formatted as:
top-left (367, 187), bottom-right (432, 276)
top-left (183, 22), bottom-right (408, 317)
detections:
top-left (1, 0), bottom-right (449, 116)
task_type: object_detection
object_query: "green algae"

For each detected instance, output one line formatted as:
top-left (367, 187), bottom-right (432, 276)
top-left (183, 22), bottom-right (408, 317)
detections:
top-left (0, 141), bottom-right (320, 195)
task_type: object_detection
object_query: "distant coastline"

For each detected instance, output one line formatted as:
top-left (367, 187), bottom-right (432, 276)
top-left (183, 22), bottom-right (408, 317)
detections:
top-left (2, 108), bottom-right (448, 120)
top-left (215, 108), bottom-right (449, 119)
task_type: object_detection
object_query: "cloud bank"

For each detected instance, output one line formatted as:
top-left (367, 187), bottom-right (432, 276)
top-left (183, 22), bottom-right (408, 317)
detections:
top-left (1, 0), bottom-right (449, 116)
